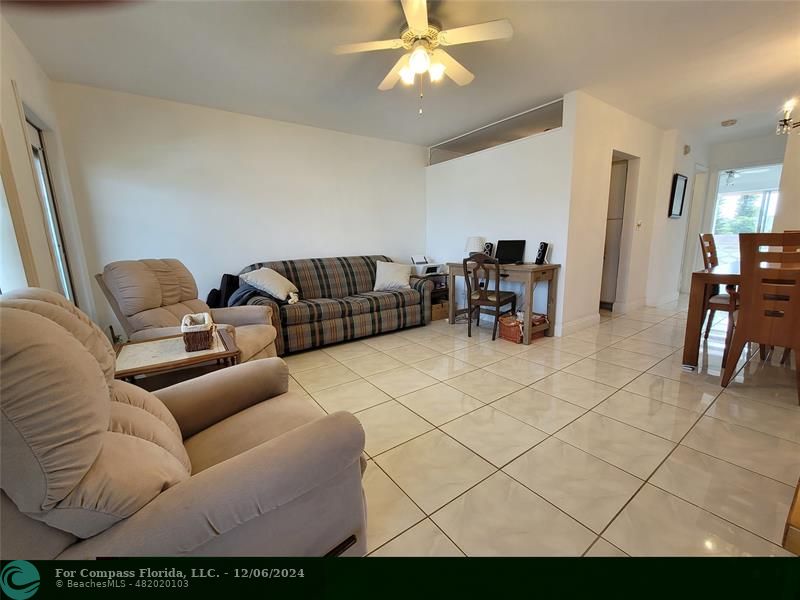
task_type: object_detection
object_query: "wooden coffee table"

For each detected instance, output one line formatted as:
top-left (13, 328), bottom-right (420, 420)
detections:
top-left (115, 328), bottom-right (240, 382)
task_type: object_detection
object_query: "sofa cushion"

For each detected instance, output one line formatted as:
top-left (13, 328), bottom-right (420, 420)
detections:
top-left (103, 259), bottom-right (198, 317)
top-left (0, 290), bottom-right (116, 385)
top-left (184, 392), bottom-right (325, 474)
top-left (351, 289), bottom-right (421, 313)
top-left (235, 324), bottom-right (278, 362)
top-left (1, 299), bottom-right (191, 539)
top-left (128, 299), bottom-right (210, 332)
top-left (240, 255), bottom-right (390, 300)
top-left (280, 297), bottom-right (367, 326)
top-left (279, 290), bottom-right (421, 327)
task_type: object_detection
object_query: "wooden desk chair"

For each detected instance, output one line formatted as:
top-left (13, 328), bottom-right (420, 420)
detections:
top-left (698, 233), bottom-right (738, 340)
top-left (463, 253), bottom-right (517, 341)
top-left (721, 232), bottom-right (800, 403)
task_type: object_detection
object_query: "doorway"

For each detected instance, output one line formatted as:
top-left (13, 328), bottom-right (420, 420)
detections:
top-left (708, 164), bottom-right (782, 264)
top-left (600, 160), bottom-right (628, 311)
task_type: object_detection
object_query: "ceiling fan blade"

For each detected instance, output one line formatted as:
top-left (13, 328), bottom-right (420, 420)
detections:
top-left (432, 49), bottom-right (474, 86)
top-left (438, 19), bottom-right (513, 46)
top-left (378, 54), bottom-right (410, 91)
top-left (334, 39), bottom-right (403, 55)
top-left (401, 0), bottom-right (429, 35)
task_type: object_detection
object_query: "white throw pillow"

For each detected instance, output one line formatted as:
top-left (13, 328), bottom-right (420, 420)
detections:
top-left (373, 261), bottom-right (411, 291)
top-left (240, 268), bottom-right (299, 301)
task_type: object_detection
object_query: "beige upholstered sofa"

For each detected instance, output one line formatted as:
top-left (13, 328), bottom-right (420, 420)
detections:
top-left (96, 258), bottom-right (277, 362)
top-left (0, 288), bottom-right (367, 558)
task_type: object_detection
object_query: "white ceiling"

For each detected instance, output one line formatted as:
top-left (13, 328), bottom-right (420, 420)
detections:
top-left (3, 1), bottom-right (799, 146)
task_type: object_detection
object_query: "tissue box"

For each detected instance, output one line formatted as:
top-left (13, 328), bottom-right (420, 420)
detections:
top-left (180, 312), bottom-right (214, 352)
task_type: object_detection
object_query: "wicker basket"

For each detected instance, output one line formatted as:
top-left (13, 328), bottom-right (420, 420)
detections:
top-left (180, 313), bottom-right (214, 352)
top-left (498, 315), bottom-right (523, 343)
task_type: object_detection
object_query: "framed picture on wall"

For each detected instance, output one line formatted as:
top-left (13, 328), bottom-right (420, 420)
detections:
top-left (668, 173), bottom-right (688, 218)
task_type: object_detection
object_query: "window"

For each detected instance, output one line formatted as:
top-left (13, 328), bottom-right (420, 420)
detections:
top-left (27, 120), bottom-right (75, 302)
top-left (710, 164), bottom-right (782, 265)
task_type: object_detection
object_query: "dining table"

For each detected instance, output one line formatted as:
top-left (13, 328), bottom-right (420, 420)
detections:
top-left (682, 261), bottom-right (740, 370)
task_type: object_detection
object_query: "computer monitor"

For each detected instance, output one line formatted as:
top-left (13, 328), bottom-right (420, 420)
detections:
top-left (495, 240), bottom-right (526, 264)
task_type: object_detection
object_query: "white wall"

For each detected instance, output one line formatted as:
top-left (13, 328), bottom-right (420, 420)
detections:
top-left (774, 133), bottom-right (799, 231)
top-left (562, 91), bottom-right (693, 328)
top-left (53, 83), bottom-right (427, 331)
top-left (1, 16), bottom-right (90, 306)
top-left (425, 128), bottom-right (574, 333)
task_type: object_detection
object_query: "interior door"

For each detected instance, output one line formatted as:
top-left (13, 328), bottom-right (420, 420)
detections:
top-left (600, 161), bottom-right (627, 305)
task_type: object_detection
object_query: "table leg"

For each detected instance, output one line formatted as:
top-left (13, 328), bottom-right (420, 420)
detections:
top-left (546, 273), bottom-right (557, 337)
top-left (448, 270), bottom-right (456, 324)
top-left (682, 275), bottom-right (706, 369)
top-left (523, 274), bottom-right (534, 345)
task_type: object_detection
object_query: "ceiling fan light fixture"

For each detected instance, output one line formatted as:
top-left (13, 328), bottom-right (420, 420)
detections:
top-left (409, 44), bottom-right (431, 74)
top-left (400, 66), bottom-right (415, 85)
top-left (429, 62), bottom-right (445, 82)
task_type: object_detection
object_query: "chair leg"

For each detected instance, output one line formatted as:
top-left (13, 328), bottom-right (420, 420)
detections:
top-left (759, 344), bottom-right (767, 361)
top-left (467, 305), bottom-right (473, 337)
top-left (795, 350), bottom-right (800, 406)
top-left (476, 306), bottom-right (481, 328)
top-left (721, 311), bottom-right (736, 368)
top-left (781, 347), bottom-right (791, 365)
top-left (721, 328), bottom-right (747, 388)
top-left (703, 309), bottom-right (715, 339)
top-left (492, 308), bottom-right (500, 341)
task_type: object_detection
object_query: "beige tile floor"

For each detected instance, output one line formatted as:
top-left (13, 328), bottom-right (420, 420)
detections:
top-left (283, 299), bottom-right (799, 557)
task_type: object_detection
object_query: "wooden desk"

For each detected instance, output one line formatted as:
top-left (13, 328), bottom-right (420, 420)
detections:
top-left (446, 262), bottom-right (560, 344)
top-left (682, 262), bottom-right (740, 369)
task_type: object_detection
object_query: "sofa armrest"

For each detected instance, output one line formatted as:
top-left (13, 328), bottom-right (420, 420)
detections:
top-left (410, 276), bottom-right (435, 324)
top-left (154, 358), bottom-right (289, 438)
top-left (58, 412), bottom-right (365, 558)
top-left (210, 305), bottom-right (272, 327)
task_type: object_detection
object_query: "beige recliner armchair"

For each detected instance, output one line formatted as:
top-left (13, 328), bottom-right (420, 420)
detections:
top-left (0, 288), bottom-right (367, 558)
top-left (96, 258), bottom-right (277, 362)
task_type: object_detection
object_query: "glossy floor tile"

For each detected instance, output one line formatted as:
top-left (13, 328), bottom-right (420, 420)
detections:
top-left (584, 538), bottom-right (629, 557)
top-left (283, 298), bottom-right (798, 557)
top-left (311, 379), bottom-right (391, 414)
top-left (505, 438), bottom-right (641, 533)
top-left (375, 430), bottom-right (495, 514)
top-left (623, 373), bottom-right (720, 412)
top-left (432, 472), bottom-right (596, 556)
top-left (555, 412), bottom-right (675, 478)
top-left (362, 462), bottom-right (425, 553)
top-left (531, 371), bottom-right (617, 409)
top-left (594, 390), bottom-right (701, 442)
top-left (445, 369), bottom-right (524, 402)
top-left (441, 406), bottom-right (547, 467)
top-left (706, 393), bottom-right (800, 444)
top-left (396, 383), bottom-right (484, 426)
top-left (604, 485), bottom-right (790, 556)
top-left (370, 519), bottom-right (463, 557)
top-left (564, 358), bottom-right (642, 388)
top-left (682, 416), bottom-right (800, 485)
top-left (650, 446), bottom-right (795, 544)
top-left (357, 401), bottom-right (434, 456)
top-left (492, 388), bottom-right (586, 434)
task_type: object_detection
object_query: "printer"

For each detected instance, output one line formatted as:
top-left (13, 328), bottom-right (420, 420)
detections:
top-left (410, 255), bottom-right (443, 276)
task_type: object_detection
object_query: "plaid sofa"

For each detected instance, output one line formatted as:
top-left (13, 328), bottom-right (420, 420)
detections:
top-left (239, 256), bottom-right (433, 355)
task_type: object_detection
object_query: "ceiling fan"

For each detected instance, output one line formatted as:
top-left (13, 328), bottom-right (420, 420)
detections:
top-left (334, 0), bottom-right (513, 91)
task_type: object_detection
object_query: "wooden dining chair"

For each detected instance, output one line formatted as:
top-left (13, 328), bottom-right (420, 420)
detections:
top-left (698, 233), bottom-right (738, 340)
top-left (721, 232), bottom-right (800, 403)
top-left (779, 230), bottom-right (800, 366)
top-left (463, 253), bottom-right (517, 341)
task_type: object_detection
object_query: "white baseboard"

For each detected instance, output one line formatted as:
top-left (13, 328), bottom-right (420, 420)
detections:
top-left (560, 313), bottom-right (601, 337)
top-left (612, 299), bottom-right (644, 315)
top-left (646, 291), bottom-right (680, 308)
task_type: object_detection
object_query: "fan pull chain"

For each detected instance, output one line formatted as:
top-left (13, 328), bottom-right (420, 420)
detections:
top-left (418, 77), bottom-right (424, 116)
